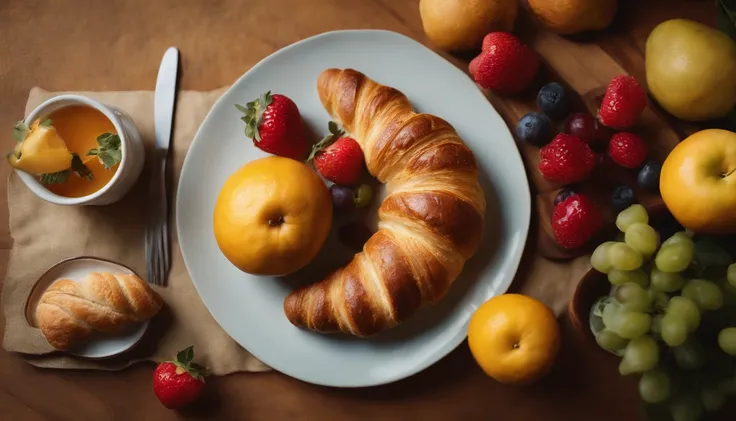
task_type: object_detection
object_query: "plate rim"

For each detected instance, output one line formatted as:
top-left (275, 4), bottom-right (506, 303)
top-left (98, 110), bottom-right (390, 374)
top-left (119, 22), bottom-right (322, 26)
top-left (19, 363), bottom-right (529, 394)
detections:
top-left (176, 29), bottom-right (531, 387)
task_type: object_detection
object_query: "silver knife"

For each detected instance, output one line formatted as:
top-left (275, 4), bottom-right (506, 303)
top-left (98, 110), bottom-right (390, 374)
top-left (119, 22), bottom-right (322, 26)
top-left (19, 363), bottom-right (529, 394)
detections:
top-left (147, 46), bottom-right (179, 286)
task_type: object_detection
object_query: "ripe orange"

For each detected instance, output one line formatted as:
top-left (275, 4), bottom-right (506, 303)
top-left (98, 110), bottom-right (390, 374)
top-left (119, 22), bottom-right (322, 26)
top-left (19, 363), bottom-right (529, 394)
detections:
top-left (468, 294), bottom-right (561, 385)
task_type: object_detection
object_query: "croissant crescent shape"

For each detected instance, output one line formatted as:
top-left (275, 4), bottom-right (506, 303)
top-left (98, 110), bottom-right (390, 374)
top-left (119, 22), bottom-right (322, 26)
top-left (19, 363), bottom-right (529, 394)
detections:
top-left (283, 69), bottom-right (486, 336)
top-left (36, 272), bottom-right (163, 350)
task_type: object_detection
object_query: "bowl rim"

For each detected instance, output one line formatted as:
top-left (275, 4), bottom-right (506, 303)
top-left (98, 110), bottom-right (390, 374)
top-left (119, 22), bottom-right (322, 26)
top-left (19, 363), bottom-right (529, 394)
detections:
top-left (16, 94), bottom-right (130, 206)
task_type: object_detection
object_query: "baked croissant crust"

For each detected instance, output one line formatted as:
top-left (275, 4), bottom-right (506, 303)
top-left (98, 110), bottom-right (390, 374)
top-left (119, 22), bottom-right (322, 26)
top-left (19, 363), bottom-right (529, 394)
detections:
top-left (36, 272), bottom-right (163, 350)
top-left (284, 68), bottom-right (486, 336)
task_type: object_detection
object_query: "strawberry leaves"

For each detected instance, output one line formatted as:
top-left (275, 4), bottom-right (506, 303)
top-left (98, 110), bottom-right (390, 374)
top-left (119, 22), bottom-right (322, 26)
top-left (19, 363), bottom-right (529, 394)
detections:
top-left (172, 346), bottom-right (207, 381)
top-left (87, 133), bottom-right (122, 169)
top-left (235, 91), bottom-right (273, 142)
top-left (307, 121), bottom-right (344, 162)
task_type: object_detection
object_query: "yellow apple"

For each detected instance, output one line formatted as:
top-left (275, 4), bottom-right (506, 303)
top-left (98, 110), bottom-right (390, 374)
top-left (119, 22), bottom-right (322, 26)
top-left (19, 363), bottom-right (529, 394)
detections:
top-left (660, 129), bottom-right (736, 234)
top-left (213, 156), bottom-right (332, 276)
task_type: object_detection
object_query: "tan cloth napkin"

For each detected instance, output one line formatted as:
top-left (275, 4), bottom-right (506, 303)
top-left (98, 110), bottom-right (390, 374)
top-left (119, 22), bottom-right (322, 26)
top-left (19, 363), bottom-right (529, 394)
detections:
top-left (1, 87), bottom-right (591, 375)
top-left (1, 87), bottom-right (270, 374)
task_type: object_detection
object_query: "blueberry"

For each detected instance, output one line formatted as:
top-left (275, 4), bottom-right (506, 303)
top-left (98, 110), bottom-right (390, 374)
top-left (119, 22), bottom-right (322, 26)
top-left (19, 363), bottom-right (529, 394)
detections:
top-left (537, 82), bottom-right (570, 120)
top-left (638, 161), bottom-right (662, 193)
top-left (330, 185), bottom-right (354, 212)
top-left (611, 185), bottom-right (636, 213)
top-left (554, 187), bottom-right (576, 206)
top-left (516, 112), bottom-right (553, 147)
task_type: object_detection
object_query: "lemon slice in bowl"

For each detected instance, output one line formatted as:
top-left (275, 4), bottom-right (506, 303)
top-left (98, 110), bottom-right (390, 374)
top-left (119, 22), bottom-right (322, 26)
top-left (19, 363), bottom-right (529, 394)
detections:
top-left (8, 119), bottom-right (73, 175)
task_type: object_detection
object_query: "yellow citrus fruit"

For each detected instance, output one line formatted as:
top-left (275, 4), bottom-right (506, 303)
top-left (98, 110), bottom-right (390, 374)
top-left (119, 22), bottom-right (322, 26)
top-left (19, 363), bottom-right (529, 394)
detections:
top-left (468, 294), bottom-right (561, 385)
top-left (213, 156), bottom-right (332, 276)
top-left (528, 0), bottom-right (617, 35)
top-left (419, 0), bottom-right (518, 52)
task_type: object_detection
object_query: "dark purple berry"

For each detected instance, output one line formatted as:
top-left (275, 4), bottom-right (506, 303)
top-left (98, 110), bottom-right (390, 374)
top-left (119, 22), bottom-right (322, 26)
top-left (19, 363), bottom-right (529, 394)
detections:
top-left (637, 161), bottom-right (662, 193)
top-left (611, 185), bottom-right (636, 214)
top-left (516, 112), bottom-right (553, 147)
top-left (537, 82), bottom-right (570, 120)
top-left (330, 185), bottom-right (354, 212)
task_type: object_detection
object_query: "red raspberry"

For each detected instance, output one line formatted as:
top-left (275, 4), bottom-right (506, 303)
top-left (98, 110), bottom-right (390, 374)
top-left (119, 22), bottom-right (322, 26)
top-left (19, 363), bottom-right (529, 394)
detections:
top-left (599, 75), bottom-right (647, 129)
top-left (469, 32), bottom-right (539, 95)
top-left (609, 132), bottom-right (647, 169)
top-left (538, 133), bottom-right (597, 184)
top-left (552, 193), bottom-right (604, 249)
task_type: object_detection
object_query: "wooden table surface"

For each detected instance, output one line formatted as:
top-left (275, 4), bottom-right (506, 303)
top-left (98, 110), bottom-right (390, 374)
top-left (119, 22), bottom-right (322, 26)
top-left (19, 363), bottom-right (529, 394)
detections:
top-left (0, 0), bottom-right (721, 420)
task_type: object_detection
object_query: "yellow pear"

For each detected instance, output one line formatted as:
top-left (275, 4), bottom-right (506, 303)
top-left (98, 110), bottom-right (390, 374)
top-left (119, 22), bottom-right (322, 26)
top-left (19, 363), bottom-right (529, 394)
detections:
top-left (419, 0), bottom-right (518, 52)
top-left (646, 19), bottom-right (736, 122)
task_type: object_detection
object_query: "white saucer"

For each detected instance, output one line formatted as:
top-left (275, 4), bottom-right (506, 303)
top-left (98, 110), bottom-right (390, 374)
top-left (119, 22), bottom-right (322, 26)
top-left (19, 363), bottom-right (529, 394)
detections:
top-left (26, 257), bottom-right (150, 359)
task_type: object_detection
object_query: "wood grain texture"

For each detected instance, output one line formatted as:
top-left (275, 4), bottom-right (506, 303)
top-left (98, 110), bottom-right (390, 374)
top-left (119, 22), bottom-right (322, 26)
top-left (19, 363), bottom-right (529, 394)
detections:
top-left (0, 0), bottom-right (722, 420)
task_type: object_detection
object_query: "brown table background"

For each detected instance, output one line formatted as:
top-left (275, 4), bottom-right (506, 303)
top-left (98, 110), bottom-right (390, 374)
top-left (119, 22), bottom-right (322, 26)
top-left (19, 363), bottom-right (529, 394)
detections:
top-left (0, 0), bottom-right (719, 420)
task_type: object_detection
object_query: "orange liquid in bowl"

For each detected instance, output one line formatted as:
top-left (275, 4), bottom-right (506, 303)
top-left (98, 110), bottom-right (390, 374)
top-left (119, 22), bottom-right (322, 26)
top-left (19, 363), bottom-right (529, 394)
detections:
top-left (44, 106), bottom-right (119, 198)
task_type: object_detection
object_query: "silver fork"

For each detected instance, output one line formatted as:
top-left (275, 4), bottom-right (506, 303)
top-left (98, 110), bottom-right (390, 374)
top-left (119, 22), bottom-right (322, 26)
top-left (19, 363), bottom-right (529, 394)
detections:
top-left (145, 47), bottom-right (179, 286)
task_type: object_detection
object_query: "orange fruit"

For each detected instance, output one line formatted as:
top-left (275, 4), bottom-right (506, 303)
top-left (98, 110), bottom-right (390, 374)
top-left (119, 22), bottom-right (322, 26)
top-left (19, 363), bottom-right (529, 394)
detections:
top-left (660, 129), bottom-right (736, 234)
top-left (419, 0), bottom-right (518, 52)
top-left (468, 294), bottom-right (561, 385)
top-left (213, 156), bottom-right (332, 276)
top-left (528, 0), bottom-right (617, 35)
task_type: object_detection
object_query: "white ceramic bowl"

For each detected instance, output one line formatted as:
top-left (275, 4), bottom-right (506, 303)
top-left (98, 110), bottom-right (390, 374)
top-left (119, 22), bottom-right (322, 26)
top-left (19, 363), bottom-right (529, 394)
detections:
top-left (16, 95), bottom-right (145, 206)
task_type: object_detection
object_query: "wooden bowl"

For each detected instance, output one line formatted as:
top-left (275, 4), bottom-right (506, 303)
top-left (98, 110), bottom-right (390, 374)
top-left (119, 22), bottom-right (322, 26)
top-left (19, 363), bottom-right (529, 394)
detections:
top-left (568, 205), bottom-right (683, 345)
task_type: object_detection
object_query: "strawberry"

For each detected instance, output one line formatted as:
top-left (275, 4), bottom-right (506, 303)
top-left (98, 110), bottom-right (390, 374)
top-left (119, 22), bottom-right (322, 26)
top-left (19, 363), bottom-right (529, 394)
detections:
top-left (552, 193), bottom-right (603, 249)
top-left (236, 91), bottom-right (308, 160)
top-left (598, 75), bottom-right (647, 129)
top-left (308, 122), bottom-right (364, 186)
top-left (153, 346), bottom-right (207, 409)
top-left (469, 32), bottom-right (539, 95)
top-left (538, 133), bottom-right (597, 184)
top-left (609, 132), bottom-right (647, 169)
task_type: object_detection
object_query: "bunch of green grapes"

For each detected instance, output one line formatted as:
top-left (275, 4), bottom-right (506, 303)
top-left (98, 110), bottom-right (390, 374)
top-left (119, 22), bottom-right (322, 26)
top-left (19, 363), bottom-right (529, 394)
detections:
top-left (589, 204), bottom-right (736, 421)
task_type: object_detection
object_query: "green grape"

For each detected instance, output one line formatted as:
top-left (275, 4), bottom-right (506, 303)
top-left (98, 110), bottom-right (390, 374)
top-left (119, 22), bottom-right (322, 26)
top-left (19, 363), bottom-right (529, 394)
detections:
top-left (720, 280), bottom-right (736, 306)
top-left (682, 279), bottom-right (724, 311)
top-left (591, 241), bottom-right (616, 274)
top-left (616, 204), bottom-right (648, 233)
top-left (608, 268), bottom-right (649, 287)
top-left (718, 327), bottom-right (736, 356)
top-left (614, 283), bottom-right (652, 312)
top-left (667, 296), bottom-right (701, 332)
top-left (595, 330), bottom-right (628, 353)
top-left (669, 394), bottom-right (703, 421)
top-left (619, 335), bottom-right (659, 375)
top-left (610, 311), bottom-right (652, 339)
top-left (639, 369), bottom-right (671, 403)
top-left (625, 223), bottom-right (659, 255)
top-left (673, 338), bottom-right (705, 371)
top-left (602, 300), bottom-right (621, 329)
top-left (728, 263), bottom-right (736, 288)
top-left (701, 388), bottom-right (726, 412)
top-left (651, 314), bottom-right (663, 335)
top-left (662, 231), bottom-right (694, 248)
top-left (718, 377), bottom-right (736, 395)
top-left (649, 289), bottom-right (670, 311)
top-left (661, 314), bottom-right (688, 347)
top-left (609, 243), bottom-right (644, 271)
top-left (650, 267), bottom-right (685, 292)
top-left (654, 244), bottom-right (693, 273)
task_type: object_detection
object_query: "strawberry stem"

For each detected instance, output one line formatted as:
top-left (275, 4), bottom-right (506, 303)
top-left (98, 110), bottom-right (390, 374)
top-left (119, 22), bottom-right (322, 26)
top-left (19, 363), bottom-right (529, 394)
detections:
top-left (235, 91), bottom-right (273, 142)
top-left (307, 121), bottom-right (344, 162)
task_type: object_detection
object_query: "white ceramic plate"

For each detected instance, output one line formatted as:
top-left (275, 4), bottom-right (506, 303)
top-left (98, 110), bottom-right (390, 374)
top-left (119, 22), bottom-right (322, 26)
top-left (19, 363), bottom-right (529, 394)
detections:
top-left (26, 257), bottom-right (149, 359)
top-left (177, 30), bottom-right (530, 387)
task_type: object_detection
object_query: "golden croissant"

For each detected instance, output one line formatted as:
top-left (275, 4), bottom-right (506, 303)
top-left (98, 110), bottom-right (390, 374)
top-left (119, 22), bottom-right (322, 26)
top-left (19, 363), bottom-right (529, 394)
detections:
top-left (284, 68), bottom-right (486, 336)
top-left (36, 272), bottom-right (163, 350)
